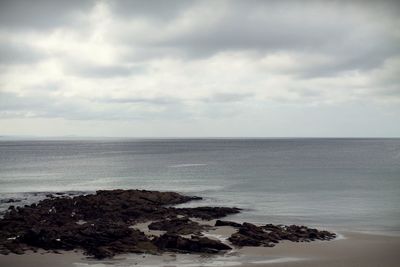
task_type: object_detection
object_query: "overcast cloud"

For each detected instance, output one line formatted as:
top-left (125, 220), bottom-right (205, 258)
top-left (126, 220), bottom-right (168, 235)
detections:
top-left (0, 0), bottom-right (399, 137)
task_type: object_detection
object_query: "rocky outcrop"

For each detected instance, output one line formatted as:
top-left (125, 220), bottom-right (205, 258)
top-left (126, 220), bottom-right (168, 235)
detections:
top-left (229, 222), bottom-right (336, 247)
top-left (0, 189), bottom-right (237, 258)
top-left (0, 189), bottom-right (336, 259)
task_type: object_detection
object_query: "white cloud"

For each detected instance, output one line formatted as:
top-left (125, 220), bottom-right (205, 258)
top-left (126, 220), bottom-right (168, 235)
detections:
top-left (0, 0), bottom-right (399, 136)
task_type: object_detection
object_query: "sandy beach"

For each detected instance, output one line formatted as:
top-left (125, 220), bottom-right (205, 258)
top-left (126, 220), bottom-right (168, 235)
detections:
top-left (239, 231), bottom-right (400, 267)
top-left (1, 230), bottom-right (399, 267)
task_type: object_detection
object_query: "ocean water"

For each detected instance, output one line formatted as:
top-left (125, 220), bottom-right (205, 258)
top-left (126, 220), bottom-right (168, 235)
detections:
top-left (0, 138), bottom-right (399, 235)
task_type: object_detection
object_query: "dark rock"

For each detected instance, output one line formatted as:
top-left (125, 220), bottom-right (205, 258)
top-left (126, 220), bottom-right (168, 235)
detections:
top-left (0, 189), bottom-right (229, 258)
top-left (229, 233), bottom-right (263, 246)
top-left (229, 222), bottom-right (275, 247)
top-left (239, 223), bottom-right (268, 239)
top-left (263, 224), bottom-right (282, 231)
top-left (191, 235), bottom-right (231, 252)
top-left (148, 217), bottom-right (209, 235)
top-left (229, 222), bottom-right (336, 248)
top-left (153, 234), bottom-right (230, 253)
top-left (3, 242), bottom-right (25, 255)
top-left (177, 207), bottom-right (241, 220)
top-left (215, 220), bottom-right (242, 228)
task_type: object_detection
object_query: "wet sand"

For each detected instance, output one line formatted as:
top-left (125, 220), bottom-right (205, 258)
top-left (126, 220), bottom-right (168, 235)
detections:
top-left (1, 231), bottom-right (399, 267)
top-left (239, 232), bottom-right (400, 267)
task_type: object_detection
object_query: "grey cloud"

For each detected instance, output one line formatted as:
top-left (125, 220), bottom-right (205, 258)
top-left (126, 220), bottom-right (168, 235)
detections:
top-left (0, 42), bottom-right (45, 64)
top-left (0, 92), bottom-right (46, 111)
top-left (0, 91), bottom-right (90, 119)
top-left (3, 0), bottom-right (397, 78)
top-left (101, 93), bottom-right (252, 106)
top-left (0, 91), bottom-right (189, 120)
top-left (95, 96), bottom-right (180, 105)
top-left (302, 37), bottom-right (400, 78)
top-left (0, 90), bottom-right (254, 121)
top-left (108, 0), bottom-right (196, 21)
top-left (117, 1), bottom-right (400, 76)
top-left (297, 49), bottom-right (399, 79)
top-left (289, 88), bottom-right (322, 98)
top-left (0, 0), bottom-right (95, 30)
top-left (65, 63), bottom-right (146, 78)
top-left (202, 93), bottom-right (253, 103)
top-left (379, 87), bottom-right (400, 100)
top-left (0, 0), bottom-right (399, 130)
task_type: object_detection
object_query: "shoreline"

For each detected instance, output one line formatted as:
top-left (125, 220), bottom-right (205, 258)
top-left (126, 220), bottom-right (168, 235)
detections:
top-left (0, 189), bottom-right (335, 258)
top-left (1, 189), bottom-right (398, 266)
top-left (1, 231), bottom-right (399, 267)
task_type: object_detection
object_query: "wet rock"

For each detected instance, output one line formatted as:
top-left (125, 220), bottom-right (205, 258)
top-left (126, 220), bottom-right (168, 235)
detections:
top-left (148, 217), bottom-right (209, 235)
top-left (177, 207), bottom-right (241, 220)
top-left (19, 221), bottom-right (156, 259)
top-left (229, 222), bottom-right (336, 247)
top-left (229, 222), bottom-right (275, 247)
top-left (229, 232), bottom-right (263, 246)
top-left (191, 235), bottom-right (232, 252)
top-left (153, 234), bottom-right (231, 253)
top-left (3, 242), bottom-right (25, 255)
top-left (215, 220), bottom-right (242, 228)
top-left (0, 189), bottom-right (228, 258)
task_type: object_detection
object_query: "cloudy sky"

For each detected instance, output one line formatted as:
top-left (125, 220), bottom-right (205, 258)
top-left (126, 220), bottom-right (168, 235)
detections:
top-left (0, 0), bottom-right (399, 137)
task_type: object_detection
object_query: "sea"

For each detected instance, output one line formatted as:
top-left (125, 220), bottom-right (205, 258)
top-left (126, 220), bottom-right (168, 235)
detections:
top-left (1, 138), bottom-right (399, 236)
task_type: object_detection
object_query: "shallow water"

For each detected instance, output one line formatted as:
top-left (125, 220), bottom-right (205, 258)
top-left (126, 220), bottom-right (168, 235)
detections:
top-left (0, 138), bottom-right (399, 234)
top-left (73, 253), bottom-right (303, 267)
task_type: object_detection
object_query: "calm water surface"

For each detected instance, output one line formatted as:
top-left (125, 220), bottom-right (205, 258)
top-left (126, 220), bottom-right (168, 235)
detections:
top-left (1, 138), bottom-right (399, 234)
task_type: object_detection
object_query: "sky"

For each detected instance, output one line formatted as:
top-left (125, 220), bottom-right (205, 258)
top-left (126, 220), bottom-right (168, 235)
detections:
top-left (0, 0), bottom-right (399, 138)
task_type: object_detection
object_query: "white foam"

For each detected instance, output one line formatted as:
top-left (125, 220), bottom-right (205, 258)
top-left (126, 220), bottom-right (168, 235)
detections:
top-left (202, 233), bottom-right (235, 252)
top-left (333, 232), bottom-right (347, 240)
top-left (251, 257), bottom-right (304, 264)
top-left (119, 253), bottom-right (242, 267)
top-left (74, 254), bottom-right (305, 267)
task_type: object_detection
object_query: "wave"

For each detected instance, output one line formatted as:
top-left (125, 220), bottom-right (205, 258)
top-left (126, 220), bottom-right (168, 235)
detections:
top-left (168, 163), bottom-right (208, 168)
top-left (250, 257), bottom-right (304, 264)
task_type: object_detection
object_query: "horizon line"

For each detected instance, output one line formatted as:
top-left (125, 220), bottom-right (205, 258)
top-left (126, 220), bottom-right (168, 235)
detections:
top-left (0, 135), bottom-right (399, 140)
